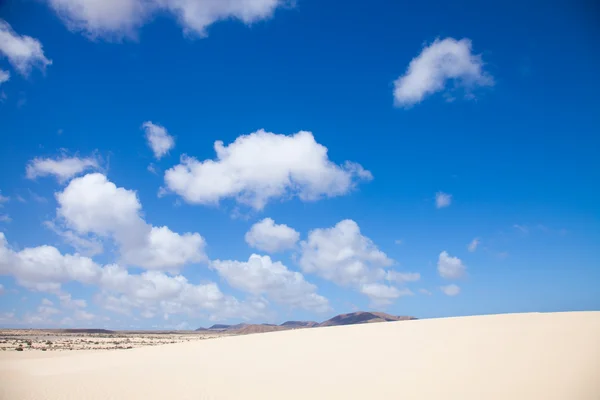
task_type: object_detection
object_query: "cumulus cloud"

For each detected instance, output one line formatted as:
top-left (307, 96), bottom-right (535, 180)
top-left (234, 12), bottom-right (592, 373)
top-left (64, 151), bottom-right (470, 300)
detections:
top-left (56, 173), bottom-right (206, 270)
top-left (299, 219), bottom-right (413, 305)
top-left (360, 283), bottom-right (413, 306)
top-left (26, 155), bottom-right (100, 183)
top-left (0, 232), bottom-right (265, 321)
top-left (143, 121), bottom-right (175, 160)
top-left (245, 218), bottom-right (299, 253)
top-left (437, 251), bottom-right (466, 279)
top-left (0, 20), bottom-right (52, 75)
top-left (44, 220), bottom-right (104, 257)
top-left (97, 265), bottom-right (268, 321)
top-left (300, 220), bottom-right (393, 287)
top-left (44, 0), bottom-right (283, 40)
top-left (435, 191), bottom-right (452, 208)
top-left (164, 129), bottom-right (372, 210)
top-left (385, 270), bottom-right (420, 283)
top-left (393, 37), bottom-right (493, 107)
top-left (211, 254), bottom-right (330, 313)
top-left (58, 293), bottom-right (87, 309)
top-left (440, 284), bottom-right (460, 296)
top-left (0, 69), bottom-right (9, 85)
top-left (0, 232), bottom-right (101, 293)
top-left (467, 238), bottom-right (480, 252)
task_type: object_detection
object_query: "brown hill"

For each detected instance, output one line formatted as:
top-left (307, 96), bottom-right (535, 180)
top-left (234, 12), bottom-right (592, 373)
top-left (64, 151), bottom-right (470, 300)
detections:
top-left (233, 324), bottom-right (291, 335)
top-left (196, 312), bottom-right (416, 332)
top-left (280, 321), bottom-right (319, 328)
top-left (201, 323), bottom-right (250, 331)
top-left (318, 311), bottom-right (416, 327)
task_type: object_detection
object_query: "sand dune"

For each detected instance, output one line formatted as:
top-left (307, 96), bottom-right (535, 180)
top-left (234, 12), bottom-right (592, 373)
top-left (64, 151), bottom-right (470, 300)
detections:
top-left (1, 312), bottom-right (599, 400)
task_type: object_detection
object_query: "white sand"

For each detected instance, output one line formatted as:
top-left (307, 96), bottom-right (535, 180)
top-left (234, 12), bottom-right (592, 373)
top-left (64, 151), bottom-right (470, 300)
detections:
top-left (1, 312), bottom-right (599, 400)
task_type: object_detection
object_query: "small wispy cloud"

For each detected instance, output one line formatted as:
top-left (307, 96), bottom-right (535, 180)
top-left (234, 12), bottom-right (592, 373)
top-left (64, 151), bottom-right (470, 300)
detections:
top-left (435, 192), bottom-right (452, 209)
top-left (467, 238), bottom-right (480, 252)
top-left (440, 284), bottom-right (460, 296)
top-left (513, 224), bottom-right (529, 234)
top-left (0, 192), bottom-right (9, 205)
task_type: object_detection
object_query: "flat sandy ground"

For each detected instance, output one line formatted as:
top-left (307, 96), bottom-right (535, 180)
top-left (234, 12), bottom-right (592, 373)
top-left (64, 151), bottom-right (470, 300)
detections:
top-left (1, 312), bottom-right (599, 400)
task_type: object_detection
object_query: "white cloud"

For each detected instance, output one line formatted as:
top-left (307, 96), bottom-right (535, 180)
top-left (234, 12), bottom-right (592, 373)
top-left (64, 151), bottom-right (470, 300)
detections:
top-left (0, 232), bottom-right (101, 293)
top-left (56, 173), bottom-right (206, 270)
top-left (467, 238), bottom-right (480, 252)
top-left (165, 130), bottom-right (372, 210)
top-left (44, 0), bottom-right (283, 40)
top-left (211, 254), bottom-right (330, 313)
top-left (58, 293), bottom-right (87, 309)
top-left (0, 20), bottom-right (52, 75)
top-left (26, 155), bottom-right (100, 183)
top-left (143, 121), bottom-right (175, 160)
top-left (0, 69), bottom-right (9, 84)
top-left (393, 37), bottom-right (493, 107)
top-left (513, 224), bottom-right (529, 234)
top-left (121, 226), bottom-right (206, 270)
top-left (41, 298), bottom-right (54, 306)
top-left (44, 220), bottom-right (104, 257)
top-left (74, 309), bottom-right (95, 320)
top-left (28, 190), bottom-right (47, 203)
top-left (440, 284), bottom-right (460, 296)
top-left (437, 251), bottom-right (466, 279)
top-left (245, 218), bottom-right (299, 253)
top-left (46, 0), bottom-right (151, 39)
top-left (0, 192), bottom-right (8, 205)
top-left (0, 232), bottom-right (265, 321)
top-left (435, 191), bottom-right (452, 208)
top-left (0, 283), bottom-right (4, 295)
top-left (0, 194), bottom-right (10, 222)
top-left (299, 219), bottom-right (411, 305)
top-left (418, 288), bottom-right (432, 295)
top-left (300, 220), bottom-right (393, 287)
top-left (359, 283), bottom-right (412, 306)
top-left (385, 270), bottom-right (420, 283)
top-left (97, 265), bottom-right (269, 321)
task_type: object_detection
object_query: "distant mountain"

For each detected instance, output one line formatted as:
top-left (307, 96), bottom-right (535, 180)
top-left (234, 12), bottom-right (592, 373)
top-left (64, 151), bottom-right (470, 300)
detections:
top-left (60, 329), bottom-right (116, 334)
top-left (203, 323), bottom-right (250, 331)
top-left (280, 321), bottom-right (319, 328)
top-left (196, 312), bottom-right (415, 332)
top-left (318, 312), bottom-right (416, 327)
top-left (234, 324), bottom-right (290, 335)
top-left (208, 324), bottom-right (232, 330)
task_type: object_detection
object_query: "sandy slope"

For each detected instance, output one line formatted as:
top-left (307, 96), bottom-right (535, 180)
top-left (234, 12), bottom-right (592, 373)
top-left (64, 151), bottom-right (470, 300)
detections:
top-left (1, 312), bottom-right (599, 400)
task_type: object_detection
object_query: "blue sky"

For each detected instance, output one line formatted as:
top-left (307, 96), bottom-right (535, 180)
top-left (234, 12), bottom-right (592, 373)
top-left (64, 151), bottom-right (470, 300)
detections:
top-left (0, 0), bottom-right (598, 329)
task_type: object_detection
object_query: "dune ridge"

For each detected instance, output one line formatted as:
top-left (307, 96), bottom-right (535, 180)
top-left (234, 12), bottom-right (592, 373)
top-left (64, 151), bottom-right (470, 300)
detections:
top-left (1, 312), bottom-right (599, 400)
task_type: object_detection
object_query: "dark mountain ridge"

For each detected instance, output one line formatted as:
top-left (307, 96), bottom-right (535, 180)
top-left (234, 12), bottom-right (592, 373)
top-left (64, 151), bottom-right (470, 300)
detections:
top-left (196, 311), bottom-right (416, 333)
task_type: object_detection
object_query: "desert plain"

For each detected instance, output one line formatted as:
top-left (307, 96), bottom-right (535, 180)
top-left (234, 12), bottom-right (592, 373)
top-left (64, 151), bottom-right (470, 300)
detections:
top-left (0, 311), bottom-right (599, 400)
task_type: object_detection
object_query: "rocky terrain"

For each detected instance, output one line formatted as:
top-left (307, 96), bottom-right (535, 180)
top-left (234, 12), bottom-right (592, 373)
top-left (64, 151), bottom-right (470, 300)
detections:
top-left (0, 329), bottom-right (226, 352)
